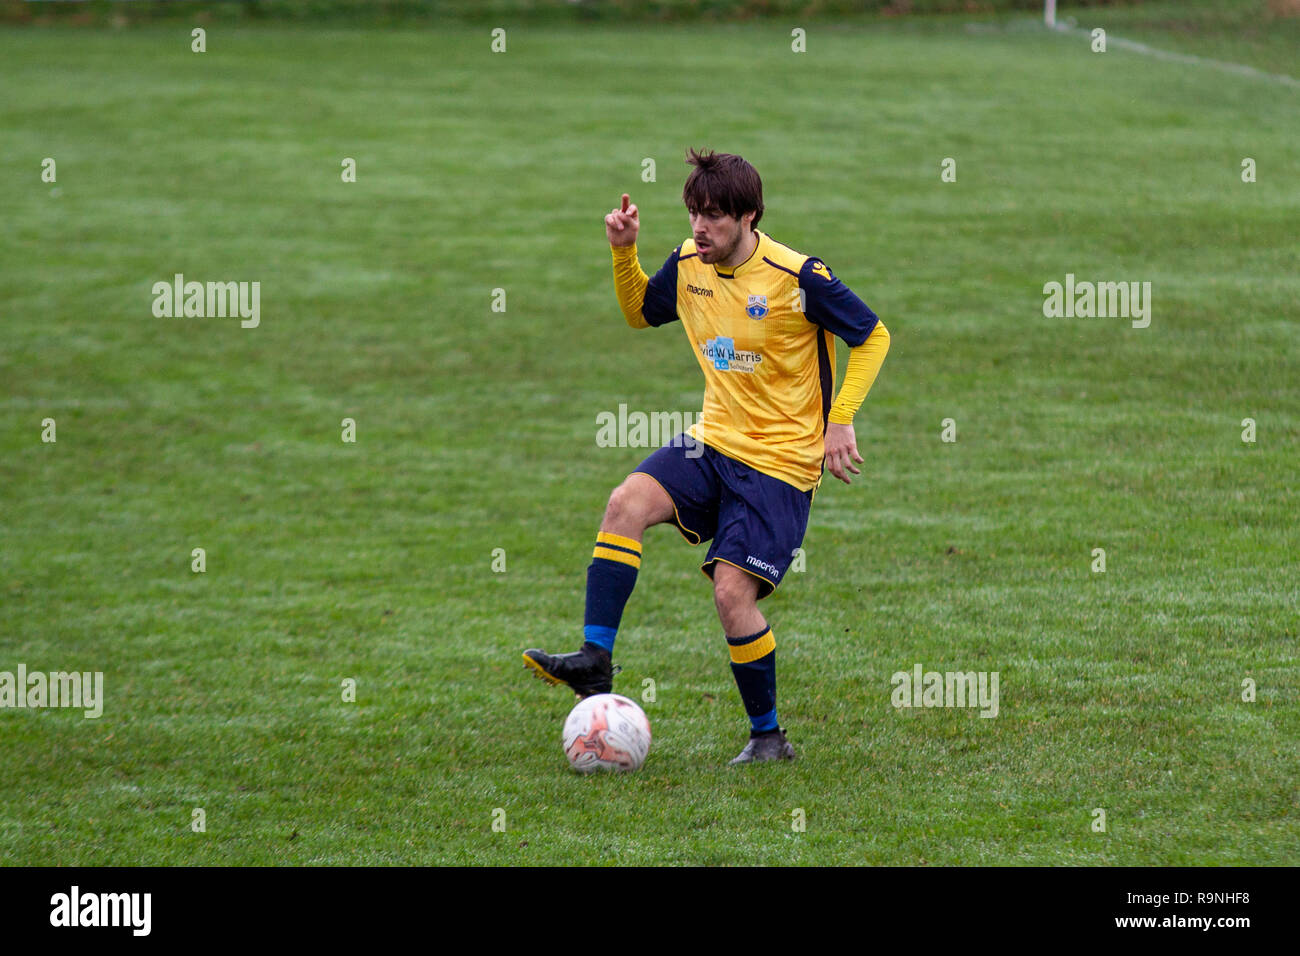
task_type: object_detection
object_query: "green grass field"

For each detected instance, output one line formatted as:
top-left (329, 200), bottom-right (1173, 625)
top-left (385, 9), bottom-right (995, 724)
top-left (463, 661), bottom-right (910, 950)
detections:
top-left (1, 8), bottom-right (1297, 865)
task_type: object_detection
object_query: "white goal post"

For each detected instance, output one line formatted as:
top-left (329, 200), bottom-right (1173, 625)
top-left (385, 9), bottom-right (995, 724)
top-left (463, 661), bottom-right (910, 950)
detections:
top-left (1045, 0), bottom-right (1057, 28)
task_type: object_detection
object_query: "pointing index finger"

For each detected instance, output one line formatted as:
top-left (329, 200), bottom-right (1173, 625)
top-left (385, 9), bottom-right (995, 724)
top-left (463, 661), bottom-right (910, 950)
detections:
top-left (621, 194), bottom-right (630, 213)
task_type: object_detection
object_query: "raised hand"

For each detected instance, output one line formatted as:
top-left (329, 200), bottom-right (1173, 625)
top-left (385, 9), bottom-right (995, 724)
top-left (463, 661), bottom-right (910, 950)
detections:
top-left (605, 193), bottom-right (639, 247)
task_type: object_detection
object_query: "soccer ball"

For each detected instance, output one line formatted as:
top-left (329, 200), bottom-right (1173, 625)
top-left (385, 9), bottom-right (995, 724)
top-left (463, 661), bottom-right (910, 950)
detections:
top-left (562, 693), bottom-right (652, 773)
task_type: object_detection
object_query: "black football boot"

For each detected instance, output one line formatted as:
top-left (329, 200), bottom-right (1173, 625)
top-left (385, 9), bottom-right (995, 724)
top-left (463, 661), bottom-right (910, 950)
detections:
top-left (522, 642), bottom-right (617, 698)
top-left (728, 727), bottom-right (796, 765)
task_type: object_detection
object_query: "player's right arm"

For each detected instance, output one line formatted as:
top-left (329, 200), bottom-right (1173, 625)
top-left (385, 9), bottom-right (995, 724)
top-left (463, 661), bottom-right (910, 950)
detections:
top-left (606, 193), bottom-right (681, 329)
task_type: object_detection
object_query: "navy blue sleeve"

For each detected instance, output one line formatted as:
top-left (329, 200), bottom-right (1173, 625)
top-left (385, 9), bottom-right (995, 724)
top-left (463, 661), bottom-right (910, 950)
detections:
top-left (799, 257), bottom-right (878, 347)
top-left (642, 246), bottom-right (682, 328)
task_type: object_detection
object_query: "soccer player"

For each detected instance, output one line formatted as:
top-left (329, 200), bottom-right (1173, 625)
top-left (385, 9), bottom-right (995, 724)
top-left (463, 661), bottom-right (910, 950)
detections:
top-left (524, 149), bottom-right (890, 764)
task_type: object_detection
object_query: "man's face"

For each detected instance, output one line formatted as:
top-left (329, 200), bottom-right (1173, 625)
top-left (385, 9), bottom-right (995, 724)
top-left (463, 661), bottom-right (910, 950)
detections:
top-left (689, 205), bottom-right (750, 264)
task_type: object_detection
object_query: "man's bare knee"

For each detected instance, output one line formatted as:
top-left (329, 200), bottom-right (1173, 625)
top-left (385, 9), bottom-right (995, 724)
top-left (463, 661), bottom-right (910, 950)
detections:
top-left (602, 474), bottom-right (674, 534)
top-left (713, 564), bottom-right (759, 615)
top-left (712, 565), bottom-right (765, 636)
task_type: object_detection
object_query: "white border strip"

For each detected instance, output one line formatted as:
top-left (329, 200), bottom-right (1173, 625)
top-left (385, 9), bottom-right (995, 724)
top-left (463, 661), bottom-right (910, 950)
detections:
top-left (1052, 23), bottom-right (1300, 89)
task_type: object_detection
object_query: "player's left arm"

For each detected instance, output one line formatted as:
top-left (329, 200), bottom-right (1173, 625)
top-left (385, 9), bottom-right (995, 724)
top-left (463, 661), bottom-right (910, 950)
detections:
top-left (799, 257), bottom-right (891, 485)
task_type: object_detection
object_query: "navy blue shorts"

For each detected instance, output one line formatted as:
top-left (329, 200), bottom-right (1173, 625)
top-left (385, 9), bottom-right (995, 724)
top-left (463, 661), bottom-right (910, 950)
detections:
top-left (632, 434), bottom-right (814, 600)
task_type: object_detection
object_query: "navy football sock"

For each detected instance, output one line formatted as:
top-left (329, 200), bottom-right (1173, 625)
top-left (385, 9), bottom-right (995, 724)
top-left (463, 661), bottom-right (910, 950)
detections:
top-left (726, 626), bottom-right (778, 733)
top-left (582, 531), bottom-right (642, 653)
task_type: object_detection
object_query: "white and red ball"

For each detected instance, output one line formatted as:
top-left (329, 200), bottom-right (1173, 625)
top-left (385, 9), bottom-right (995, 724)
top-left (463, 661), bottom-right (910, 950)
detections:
top-left (562, 693), bottom-right (651, 773)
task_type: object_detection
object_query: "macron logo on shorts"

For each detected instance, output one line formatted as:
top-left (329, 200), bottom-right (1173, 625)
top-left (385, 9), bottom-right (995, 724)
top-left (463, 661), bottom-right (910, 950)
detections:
top-left (745, 555), bottom-right (780, 578)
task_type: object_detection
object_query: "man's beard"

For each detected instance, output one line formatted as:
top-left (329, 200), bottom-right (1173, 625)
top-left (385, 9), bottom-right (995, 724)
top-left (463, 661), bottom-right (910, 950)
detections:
top-left (699, 229), bottom-right (740, 264)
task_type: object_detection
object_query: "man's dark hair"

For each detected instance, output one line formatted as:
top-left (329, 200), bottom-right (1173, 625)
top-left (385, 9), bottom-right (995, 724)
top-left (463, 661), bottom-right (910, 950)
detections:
top-left (682, 148), bottom-right (764, 230)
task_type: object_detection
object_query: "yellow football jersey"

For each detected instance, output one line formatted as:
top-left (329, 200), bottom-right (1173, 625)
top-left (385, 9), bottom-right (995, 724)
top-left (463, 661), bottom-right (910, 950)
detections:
top-left (613, 230), bottom-right (879, 492)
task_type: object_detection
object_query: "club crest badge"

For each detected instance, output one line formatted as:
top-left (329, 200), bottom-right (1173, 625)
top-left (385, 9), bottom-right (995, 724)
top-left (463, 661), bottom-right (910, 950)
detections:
top-left (746, 294), bottom-right (769, 319)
